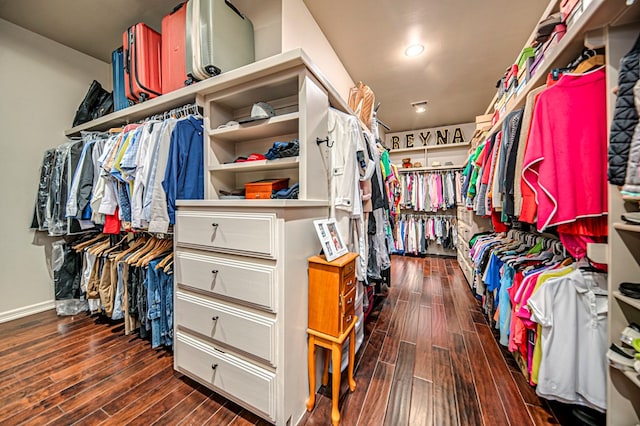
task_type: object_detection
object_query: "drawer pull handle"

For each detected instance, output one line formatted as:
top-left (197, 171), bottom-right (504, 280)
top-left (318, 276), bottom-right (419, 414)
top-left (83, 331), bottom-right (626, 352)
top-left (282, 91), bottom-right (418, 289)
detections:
top-left (346, 315), bottom-right (352, 323)
top-left (212, 316), bottom-right (219, 321)
top-left (347, 297), bottom-right (353, 304)
top-left (211, 363), bottom-right (218, 370)
top-left (211, 223), bottom-right (219, 227)
top-left (211, 270), bottom-right (219, 275)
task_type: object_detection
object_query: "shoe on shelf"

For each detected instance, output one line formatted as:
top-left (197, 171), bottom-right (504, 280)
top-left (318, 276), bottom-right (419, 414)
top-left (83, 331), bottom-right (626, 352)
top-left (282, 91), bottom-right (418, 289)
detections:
top-left (620, 282), bottom-right (640, 299)
top-left (607, 343), bottom-right (637, 371)
top-left (621, 212), bottom-right (640, 225)
top-left (621, 323), bottom-right (640, 346)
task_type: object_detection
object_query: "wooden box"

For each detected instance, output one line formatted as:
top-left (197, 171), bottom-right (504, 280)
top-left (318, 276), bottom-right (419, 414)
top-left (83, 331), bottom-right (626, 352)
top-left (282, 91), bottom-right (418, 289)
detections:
top-left (244, 178), bottom-right (289, 199)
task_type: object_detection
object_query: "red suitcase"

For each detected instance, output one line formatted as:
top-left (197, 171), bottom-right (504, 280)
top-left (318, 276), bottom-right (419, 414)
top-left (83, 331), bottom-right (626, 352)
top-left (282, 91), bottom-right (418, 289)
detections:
top-left (123, 23), bottom-right (162, 102)
top-left (162, 2), bottom-right (188, 93)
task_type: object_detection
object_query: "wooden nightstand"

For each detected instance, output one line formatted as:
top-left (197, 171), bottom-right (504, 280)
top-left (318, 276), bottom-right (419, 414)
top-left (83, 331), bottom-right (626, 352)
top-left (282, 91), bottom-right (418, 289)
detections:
top-left (306, 252), bottom-right (358, 426)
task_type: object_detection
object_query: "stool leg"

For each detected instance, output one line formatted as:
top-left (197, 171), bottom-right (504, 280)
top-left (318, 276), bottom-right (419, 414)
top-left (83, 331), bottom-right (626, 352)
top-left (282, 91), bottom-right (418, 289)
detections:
top-left (306, 336), bottom-right (316, 411)
top-left (322, 348), bottom-right (330, 386)
top-left (348, 328), bottom-right (356, 391)
top-left (331, 343), bottom-right (341, 426)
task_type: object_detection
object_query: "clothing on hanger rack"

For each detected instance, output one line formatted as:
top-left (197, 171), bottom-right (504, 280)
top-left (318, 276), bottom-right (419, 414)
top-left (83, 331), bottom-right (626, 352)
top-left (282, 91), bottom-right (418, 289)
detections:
top-left (398, 170), bottom-right (462, 212)
top-left (393, 214), bottom-right (458, 255)
top-left (467, 230), bottom-right (607, 412)
top-left (32, 104), bottom-right (205, 237)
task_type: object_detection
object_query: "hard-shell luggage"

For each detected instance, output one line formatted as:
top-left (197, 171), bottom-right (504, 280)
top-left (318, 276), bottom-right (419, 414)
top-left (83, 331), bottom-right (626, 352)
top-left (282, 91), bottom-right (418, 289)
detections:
top-left (112, 47), bottom-right (132, 111)
top-left (162, 2), bottom-right (188, 93)
top-left (186, 0), bottom-right (254, 82)
top-left (123, 23), bottom-right (162, 102)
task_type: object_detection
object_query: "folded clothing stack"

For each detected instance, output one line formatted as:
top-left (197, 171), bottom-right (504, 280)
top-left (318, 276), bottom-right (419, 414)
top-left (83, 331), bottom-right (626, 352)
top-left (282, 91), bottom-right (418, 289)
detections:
top-left (271, 182), bottom-right (299, 200)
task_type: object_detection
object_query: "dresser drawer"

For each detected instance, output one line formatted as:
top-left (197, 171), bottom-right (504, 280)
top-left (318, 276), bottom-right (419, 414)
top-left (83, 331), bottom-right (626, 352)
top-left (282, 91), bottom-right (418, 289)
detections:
top-left (341, 305), bottom-right (356, 332)
top-left (341, 260), bottom-right (355, 280)
top-left (341, 272), bottom-right (356, 295)
top-left (175, 251), bottom-right (276, 311)
top-left (341, 287), bottom-right (356, 316)
top-left (176, 291), bottom-right (276, 366)
top-left (176, 211), bottom-right (277, 259)
top-left (175, 332), bottom-right (276, 421)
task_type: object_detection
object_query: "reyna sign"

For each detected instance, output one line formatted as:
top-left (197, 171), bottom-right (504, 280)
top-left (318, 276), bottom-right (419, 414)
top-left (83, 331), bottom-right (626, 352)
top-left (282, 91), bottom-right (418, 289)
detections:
top-left (385, 122), bottom-right (475, 150)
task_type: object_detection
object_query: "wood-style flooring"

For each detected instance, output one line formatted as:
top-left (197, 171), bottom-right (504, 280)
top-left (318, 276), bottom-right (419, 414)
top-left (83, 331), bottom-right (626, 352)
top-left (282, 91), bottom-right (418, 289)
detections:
top-left (0, 256), bottom-right (561, 425)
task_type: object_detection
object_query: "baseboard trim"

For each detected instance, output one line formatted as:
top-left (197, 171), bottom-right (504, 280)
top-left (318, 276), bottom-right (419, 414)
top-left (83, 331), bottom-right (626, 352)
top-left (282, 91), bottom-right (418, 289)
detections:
top-left (0, 300), bottom-right (55, 323)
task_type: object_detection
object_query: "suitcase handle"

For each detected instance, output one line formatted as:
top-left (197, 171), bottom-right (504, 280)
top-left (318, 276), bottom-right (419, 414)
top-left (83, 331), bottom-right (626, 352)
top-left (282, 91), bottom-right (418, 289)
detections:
top-left (170, 2), bottom-right (185, 15)
top-left (225, 0), bottom-right (245, 19)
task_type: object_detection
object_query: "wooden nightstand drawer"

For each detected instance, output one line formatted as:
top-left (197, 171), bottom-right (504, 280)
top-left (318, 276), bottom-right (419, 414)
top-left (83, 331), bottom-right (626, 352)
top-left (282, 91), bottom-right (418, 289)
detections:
top-left (176, 291), bottom-right (276, 366)
top-left (175, 332), bottom-right (276, 421)
top-left (341, 307), bottom-right (356, 332)
top-left (342, 273), bottom-right (356, 295)
top-left (176, 211), bottom-right (276, 259)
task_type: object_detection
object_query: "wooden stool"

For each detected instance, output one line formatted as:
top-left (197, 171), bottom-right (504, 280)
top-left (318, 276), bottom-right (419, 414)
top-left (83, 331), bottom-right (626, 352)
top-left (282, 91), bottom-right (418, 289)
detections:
top-left (306, 317), bottom-right (357, 426)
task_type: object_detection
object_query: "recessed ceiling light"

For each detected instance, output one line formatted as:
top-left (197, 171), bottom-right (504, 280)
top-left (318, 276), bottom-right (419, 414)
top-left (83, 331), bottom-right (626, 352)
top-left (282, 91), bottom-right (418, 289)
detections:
top-left (411, 100), bottom-right (428, 113)
top-left (405, 44), bottom-right (424, 57)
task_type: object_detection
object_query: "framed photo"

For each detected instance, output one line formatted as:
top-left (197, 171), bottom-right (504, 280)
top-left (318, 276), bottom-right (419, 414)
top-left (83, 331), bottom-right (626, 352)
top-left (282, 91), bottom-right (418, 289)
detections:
top-left (313, 218), bottom-right (347, 262)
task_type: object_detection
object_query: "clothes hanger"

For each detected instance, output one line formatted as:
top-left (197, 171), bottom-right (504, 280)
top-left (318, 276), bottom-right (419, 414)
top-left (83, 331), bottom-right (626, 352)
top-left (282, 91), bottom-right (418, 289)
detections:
top-left (572, 55), bottom-right (605, 74)
top-left (112, 237), bottom-right (147, 262)
top-left (155, 252), bottom-right (174, 270)
top-left (126, 238), bottom-right (159, 264)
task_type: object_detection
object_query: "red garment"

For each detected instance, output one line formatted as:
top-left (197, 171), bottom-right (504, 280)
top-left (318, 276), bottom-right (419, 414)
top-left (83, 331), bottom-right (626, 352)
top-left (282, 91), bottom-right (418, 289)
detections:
top-left (557, 215), bottom-right (608, 236)
top-left (518, 92), bottom-right (545, 224)
top-left (492, 211), bottom-right (510, 232)
top-left (103, 206), bottom-right (121, 234)
top-left (522, 68), bottom-right (608, 231)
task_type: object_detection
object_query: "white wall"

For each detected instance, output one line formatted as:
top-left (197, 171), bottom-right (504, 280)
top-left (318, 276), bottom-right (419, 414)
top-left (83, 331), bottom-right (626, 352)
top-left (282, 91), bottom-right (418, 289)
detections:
top-left (281, 0), bottom-right (354, 102)
top-left (235, 0), bottom-right (283, 61)
top-left (0, 18), bottom-right (110, 321)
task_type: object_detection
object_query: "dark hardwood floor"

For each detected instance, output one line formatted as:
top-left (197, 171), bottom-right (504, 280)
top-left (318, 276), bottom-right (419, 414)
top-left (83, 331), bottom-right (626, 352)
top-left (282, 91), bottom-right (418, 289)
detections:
top-left (0, 256), bottom-right (560, 425)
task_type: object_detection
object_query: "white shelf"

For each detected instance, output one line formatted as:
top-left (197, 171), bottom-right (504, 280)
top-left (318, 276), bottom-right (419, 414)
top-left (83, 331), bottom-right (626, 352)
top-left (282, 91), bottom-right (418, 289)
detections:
top-left (387, 146), bottom-right (427, 154)
top-left (208, 112), bottom-right (299, 142)
top-left (613, 290), bottom-right (640, 311)
top-left (176, 199), bottom-right (328, 208)
top-left (64, 49), bottom-right (352, 136)
top-left (613, 222), bottom-right (640, 233)
top-left (209, 156), bottom-right (299, 172)
top-left (426, 142), bottom-right (471, 151)
top-left (623, 370), bottom-right (640, 389)
top-left (389, 142), bottom-right (470, 155)
top-left (398, 164), bottom-right (464, 173)
top-left (486, 0), bottom-right (633, 136)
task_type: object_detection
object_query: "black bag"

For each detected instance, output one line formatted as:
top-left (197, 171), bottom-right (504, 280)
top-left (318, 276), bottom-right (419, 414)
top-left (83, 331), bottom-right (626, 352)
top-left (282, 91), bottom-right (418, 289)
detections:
top-left (72, 80), bottom-right (112, 127)
top-left (91, 90), bottom-right (114, 120)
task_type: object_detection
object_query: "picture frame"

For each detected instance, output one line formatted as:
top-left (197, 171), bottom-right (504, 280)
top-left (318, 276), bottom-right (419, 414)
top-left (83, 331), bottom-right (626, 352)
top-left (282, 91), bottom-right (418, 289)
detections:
top-left (313, 218), bottom-right (348, 262)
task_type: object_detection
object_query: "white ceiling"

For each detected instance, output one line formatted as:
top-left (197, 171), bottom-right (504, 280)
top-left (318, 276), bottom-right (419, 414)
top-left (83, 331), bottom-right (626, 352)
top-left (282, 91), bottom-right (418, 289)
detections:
top-left (0, 0), bottom-right (548, 132)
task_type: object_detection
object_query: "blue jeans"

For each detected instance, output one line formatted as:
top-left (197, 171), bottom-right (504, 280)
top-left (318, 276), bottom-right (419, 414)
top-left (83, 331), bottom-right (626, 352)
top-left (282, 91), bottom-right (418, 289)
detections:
top-left (147, 260), bottom-right (162, 348)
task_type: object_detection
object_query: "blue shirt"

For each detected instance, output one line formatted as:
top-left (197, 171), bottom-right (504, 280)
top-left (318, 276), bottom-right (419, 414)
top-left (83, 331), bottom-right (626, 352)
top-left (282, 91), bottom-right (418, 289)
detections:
top-left (163, 116), bottom-right (204, 224)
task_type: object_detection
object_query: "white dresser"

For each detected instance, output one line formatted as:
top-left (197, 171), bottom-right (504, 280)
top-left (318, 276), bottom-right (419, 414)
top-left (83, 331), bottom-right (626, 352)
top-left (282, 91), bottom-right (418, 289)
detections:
top-left (173, 54), bottom-right (348, 426)
top-left (174, 202), bottom-right (327, 425)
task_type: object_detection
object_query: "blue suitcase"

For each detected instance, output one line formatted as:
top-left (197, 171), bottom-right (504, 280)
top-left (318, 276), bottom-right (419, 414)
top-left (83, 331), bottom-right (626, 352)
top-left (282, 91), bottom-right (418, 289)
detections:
top-left (112, 47), bottom-right (132, 111)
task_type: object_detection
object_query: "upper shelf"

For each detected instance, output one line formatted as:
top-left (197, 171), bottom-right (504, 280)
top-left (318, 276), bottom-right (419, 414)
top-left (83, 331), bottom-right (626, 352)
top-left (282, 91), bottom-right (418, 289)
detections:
top-left (486, 0), bottom-right (640, 136)
top-left (388, 142), bottom-right (471, 155)
top-left (209, 157), bottom-right (299, 172)
top-left (398, 164), bottom-right (465, 173)
top-left (208, 112), bottom-right (299, 142)
top-left (613, 222), bottom-right (640, 233)
top-left (64, 49), bottom-right (352, 136)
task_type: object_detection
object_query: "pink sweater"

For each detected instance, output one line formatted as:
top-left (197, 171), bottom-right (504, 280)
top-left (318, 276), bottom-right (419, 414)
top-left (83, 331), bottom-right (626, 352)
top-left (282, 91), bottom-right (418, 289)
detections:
top-left (522, 68), bottom-right (608, 231)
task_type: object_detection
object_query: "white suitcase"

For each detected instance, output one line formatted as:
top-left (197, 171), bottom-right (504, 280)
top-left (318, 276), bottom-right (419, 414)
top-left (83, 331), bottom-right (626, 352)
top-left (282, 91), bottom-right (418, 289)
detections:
top-left (186, 0), bottom-right (255, 82)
